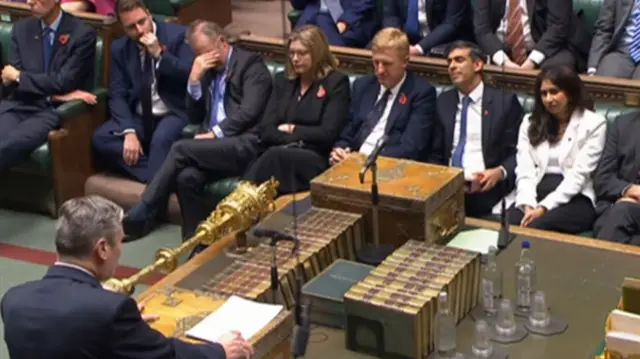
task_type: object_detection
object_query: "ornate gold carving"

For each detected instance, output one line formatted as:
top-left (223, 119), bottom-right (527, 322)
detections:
top-left (102, 179), bottom-right (280, 295)
top-left (378, 163), bottom-right (407, 182)
top-left (172, 311), bottom-right (213, 338)
top-left (427, 194), bottom-right (463, 244)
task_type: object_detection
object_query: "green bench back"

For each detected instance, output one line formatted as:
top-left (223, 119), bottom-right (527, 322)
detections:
top-left (265, 60), bottom-right (636, 124)
top-left (0, 22), bottom-right (104, 90)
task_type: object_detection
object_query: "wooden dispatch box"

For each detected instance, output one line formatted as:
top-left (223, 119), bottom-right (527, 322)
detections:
top-left (142, 286), bottom-right (293, 359)
top-left (310, 153), bottom-right (465, 248)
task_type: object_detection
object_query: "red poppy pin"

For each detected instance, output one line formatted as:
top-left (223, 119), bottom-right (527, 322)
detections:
top-left (58, 34), bottom-right (70, 45)
top-left (398, 93), bottom-right (407, 105)
top-left (317, 85), bottom-right (326, 98)
top-left (161, 44), bottom-right (168, 52)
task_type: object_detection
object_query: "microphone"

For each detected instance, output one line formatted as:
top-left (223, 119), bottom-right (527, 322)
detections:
top-left (497, 180), bottom-right (514, 249)
top-left (252, 228), bottom-right (299, 303)
top-left (253, 228), bottom-right (298, 246)
top-left (359, 135), bottom-right (389, 183)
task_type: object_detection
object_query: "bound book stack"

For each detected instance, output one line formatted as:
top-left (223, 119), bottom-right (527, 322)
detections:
top-left (203, 207), bottom-right (365, 309)
top-left (344, 240), bottom-right (481, 359)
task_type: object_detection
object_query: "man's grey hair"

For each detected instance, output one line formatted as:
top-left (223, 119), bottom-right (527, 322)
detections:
top-left (55, 196), bottom-right (124, 258)
top-left (185, 20), bottom-right (229, 44)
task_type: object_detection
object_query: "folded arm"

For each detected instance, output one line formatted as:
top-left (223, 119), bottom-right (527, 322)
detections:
top-left (417, 0), bottom-right (471, 52)
top-left (530, 0), bottom-right (572, 65)
top-left (339, 0), bottom-right (376, 27)
top-left (156, 32), bottom-right (194, 83)
top-left (15, 28), bottom-right (97, 96)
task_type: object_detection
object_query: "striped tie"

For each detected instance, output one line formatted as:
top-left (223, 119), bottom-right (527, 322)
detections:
top-left (630, 3), bottom-right (640, 63)
top-left (505, 0), bottom-right (527, 65)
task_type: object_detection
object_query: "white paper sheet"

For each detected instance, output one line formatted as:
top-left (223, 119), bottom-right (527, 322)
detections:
top-left (186, 295), bottom-right (284, 343)
top-left (446, 228), bottom-right (499, 254)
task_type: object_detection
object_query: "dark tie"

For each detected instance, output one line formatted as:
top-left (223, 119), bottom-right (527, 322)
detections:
top-left (42, 27), bottom-right (54, 72)
top-left (140, 52), bottom-right (154, 144)
top-left (451, 95), bottom-right (472, 167)
top-left (405, 0), bottom-right (420, 42)
top-left (355, 89), bottom-right (391, 149)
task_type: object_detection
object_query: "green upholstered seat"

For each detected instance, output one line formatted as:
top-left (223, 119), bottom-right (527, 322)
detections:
top-left (574, 0), bottom-right (603, 37)
top-left (144, 0), bottom-right (198, 16)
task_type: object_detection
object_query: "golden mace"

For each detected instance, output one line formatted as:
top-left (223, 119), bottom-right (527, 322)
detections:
top-left (103, 178), bottom-right (280, 295)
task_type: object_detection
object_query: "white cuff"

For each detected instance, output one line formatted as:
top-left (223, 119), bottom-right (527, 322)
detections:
top-left (414, 45), bottom-right (425, 55)
top-left (527, 50), bottom-right (545, 66)
top-left (492, 51), bottom-right (507, 66)
top-left (113, 128), bottom-right (136, 136)
top-left (587, 67), bottom-right (597, 75)
top-left (211, 125), bottom-right (224, 138)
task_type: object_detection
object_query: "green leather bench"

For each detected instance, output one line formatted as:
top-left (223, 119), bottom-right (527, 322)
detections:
top-left (0, 22), bottom-right (108, 216)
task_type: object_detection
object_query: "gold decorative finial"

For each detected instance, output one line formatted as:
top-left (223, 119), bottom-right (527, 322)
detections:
top-left (102, 178), bottom-right (280, 295)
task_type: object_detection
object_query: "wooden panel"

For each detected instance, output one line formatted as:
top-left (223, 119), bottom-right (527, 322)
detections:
top-left (177, 0), bottom-right (231, 27)
top-left (237, 34), bottom-right (640, 107)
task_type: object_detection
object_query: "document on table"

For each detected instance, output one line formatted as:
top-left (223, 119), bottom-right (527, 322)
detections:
top-left (446, 228), bottom-right (499, 254)
top-left (186, 295), bottom-right (284, 343)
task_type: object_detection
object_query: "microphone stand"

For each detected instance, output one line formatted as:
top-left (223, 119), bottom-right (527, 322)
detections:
top-left (497, 180), bottom-right (514, 249)
top-left (356, 156), bottom-right (395, 266)
top-left (269, 236), bottom-right (279, 304)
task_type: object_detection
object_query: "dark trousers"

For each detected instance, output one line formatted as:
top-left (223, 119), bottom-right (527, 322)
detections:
top-left (141, 134), bottom-right (260, 238)
top-left (242, 146), bottom-right (328, 195)
top-left (0, 108), bottom-right (58, 172)
top-left (298, 12), bottom-right (370, 48)
top-left (506, 174), bottom-right (596, 234)
top-left (594, 202), bottom-right (640, 245)
top-left (92, 114), bottom-right (188, 183)
top-left (465, 184), bottom-right (505, 218)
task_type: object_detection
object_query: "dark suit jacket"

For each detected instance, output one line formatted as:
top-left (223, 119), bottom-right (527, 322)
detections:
top-left (0, 11), bottom-right (96, 114)
top-left (334, 72), bottom-right (436, 161)
top-left (260, 70), bottom-right (351, 155)
top-left (1, 265), bottom-right (225, 359)
top-left (108, 20), bottom-right (193, 132)
top-left (291, 0), bottom-right (378, 45)
top-left (594, 112), bottom-right (640, 213)
top-left (383, 0), bottom-right (474, 52)
top-left (430, 84), bottom-right (524, 189)
top-left (187, 47), bottom-right (272, 136)
top-left (474, 0), bottom-right (586, 64)
top-left (588, 0), bottom-right (634, 70)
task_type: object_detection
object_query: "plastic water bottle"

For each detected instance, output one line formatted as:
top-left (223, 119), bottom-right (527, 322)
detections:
top-left (436, 291), bottom-right (456, 357)
top-left (482, 245), bottom-right (503, 315)
top-left (515, 241), bottom-right (536, 311)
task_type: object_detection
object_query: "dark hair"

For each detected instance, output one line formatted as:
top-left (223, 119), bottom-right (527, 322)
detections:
top-left (115, 0), bottom-right (148, 18)
top-left (528, 66), bottom-right (589, 146)
top-left (446, 41), bottom-right (487, 63)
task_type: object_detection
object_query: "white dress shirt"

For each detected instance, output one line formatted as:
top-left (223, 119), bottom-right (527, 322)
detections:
top-left (492, 0), bottom-right (545, 66)
top-left (54, 261), bottom-right (95, 278)
top-left (545, 142), bottom-right (563, 174)
top-left (359, 73), bottom-right (407, 155)
top-left (450, 82), bottom-right (485, 180)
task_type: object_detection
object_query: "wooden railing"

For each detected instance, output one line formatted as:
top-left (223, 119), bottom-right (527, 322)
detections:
top-left (237, 34), bottom-right (640, 107)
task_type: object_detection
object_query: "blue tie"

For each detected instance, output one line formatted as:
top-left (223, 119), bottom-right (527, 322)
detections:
top-left (209, 72), bottom-right (223, 130)
top-left (631, 4), bottom-right (640, 63)
top-left (42, 27), bottom-right (53, 72)
top-left (451, 96), bottom-right (472, 168)
top-left (405, 0), bottom-right (420, 41)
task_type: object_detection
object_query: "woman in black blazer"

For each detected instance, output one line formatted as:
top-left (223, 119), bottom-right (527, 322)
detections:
top-left (242, 25), bottom-right (351, 194)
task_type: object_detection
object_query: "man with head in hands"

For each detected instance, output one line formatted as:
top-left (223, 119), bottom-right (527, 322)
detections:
top-left (430, 41), bottom-right (524, 217)
top-left (92, 0), bottom-right (194, 183)
top-left (122, 20), bottom-right (272, 244)
top-left (0, 0), bottom-right (96, 172)
top-left (330, 27), bottom-right (436, 166)
top-left (1, 195), bottom-right (253, 359)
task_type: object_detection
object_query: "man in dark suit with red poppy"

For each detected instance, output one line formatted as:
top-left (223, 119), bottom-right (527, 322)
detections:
top-left (331, 27), bottom-right (436, 165)
top-left (92, 0), bottom-right (194, 183)
top-left (0, 0), bottom-right (96, 173)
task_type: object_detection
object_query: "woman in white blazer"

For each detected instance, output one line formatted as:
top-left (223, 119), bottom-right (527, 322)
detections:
top-left (507, 67), bottom-right (607, 234)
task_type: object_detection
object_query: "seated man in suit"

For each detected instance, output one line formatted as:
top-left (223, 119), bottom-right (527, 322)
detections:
top-left (122, 20), bottom-right (272, 242)
top-left (92, 0), bottom-right (193, 183)
top-left (330, 27), bottom-right (436, 166)
top-left (588, 0), bottom-right (640, 79)
top-left (593, 112), bottom-right (640, 245)
top-left (383, 0), bottom-right (474, 57)
top-left (291, 0), bottom-right (378, 48)
top-left (430, 41), bottom-right (524, 217)
top-left (1, 196), bottom-right (253, 359)
top-left (0, 0), bottom-right (96, 172)
top-left (474, 0), bottom-right (587, 71)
